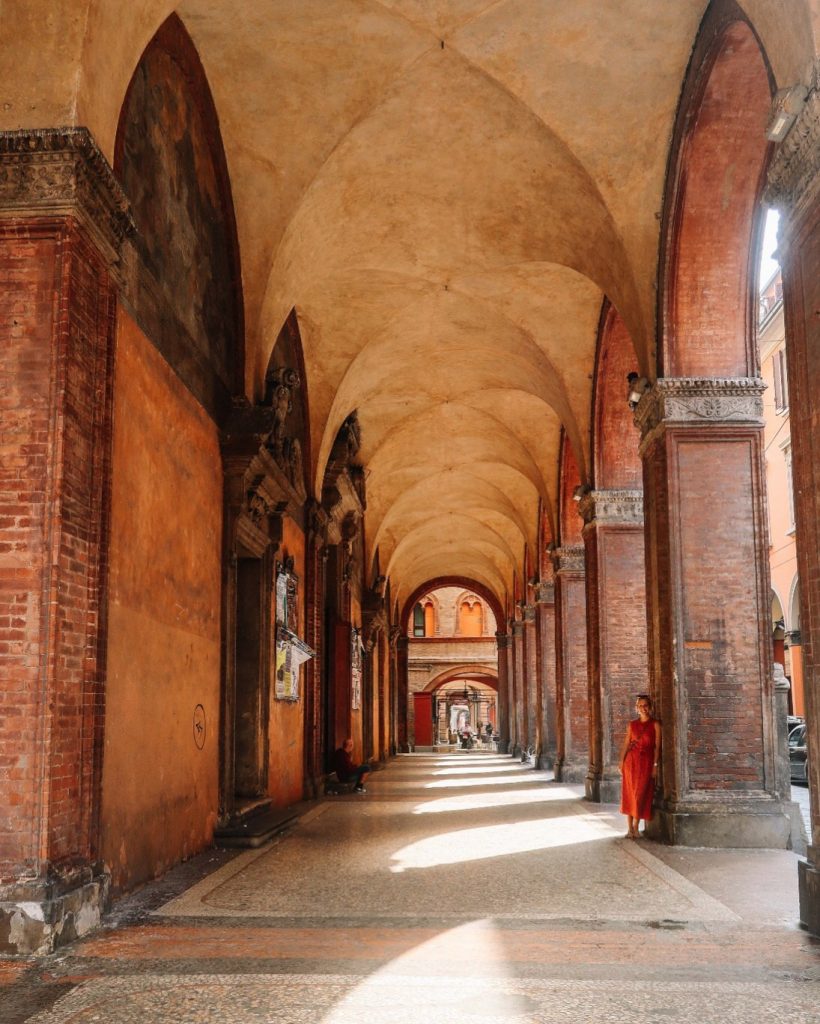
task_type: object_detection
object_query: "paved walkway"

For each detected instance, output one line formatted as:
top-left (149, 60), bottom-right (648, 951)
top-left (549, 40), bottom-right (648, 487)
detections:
top-left (2, 753), bottom-right (818, 1023)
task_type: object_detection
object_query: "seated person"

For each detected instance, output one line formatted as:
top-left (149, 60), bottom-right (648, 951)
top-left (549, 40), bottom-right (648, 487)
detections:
top-left (334, 737), bottom-right (370, 793)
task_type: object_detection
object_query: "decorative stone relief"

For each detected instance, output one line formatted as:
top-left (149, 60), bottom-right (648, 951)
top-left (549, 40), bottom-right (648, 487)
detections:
top-left (263, 367), bottom-right (305, 497)
top-left (765, 59), bottom-right (820, 219)
top-left (579, 490), bottom-right (644, 528)
top-left (0, 128), bottom-right (134, 261)
top-left (536, 581), bottom-right (555, 604)
top-left (552, 545), bottom-right (585, 574)
top-left (522, 604), bottom-right (537, 622)
top-left (495, 632), bottom-right (511, 650)
top-left (635, 378), bottom-right (765, 451)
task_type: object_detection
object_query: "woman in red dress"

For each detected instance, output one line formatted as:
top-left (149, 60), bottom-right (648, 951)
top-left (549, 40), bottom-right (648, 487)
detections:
top-left (618, 694), bottom-right (661, 839)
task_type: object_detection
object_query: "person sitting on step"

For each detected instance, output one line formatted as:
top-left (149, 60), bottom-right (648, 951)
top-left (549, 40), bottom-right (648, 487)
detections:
top-left (334, 737), bottom-right (371, 793)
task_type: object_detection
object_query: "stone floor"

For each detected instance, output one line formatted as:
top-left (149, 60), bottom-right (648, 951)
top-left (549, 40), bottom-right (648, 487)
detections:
top-left (2, 753), bottom-right (818, 1023)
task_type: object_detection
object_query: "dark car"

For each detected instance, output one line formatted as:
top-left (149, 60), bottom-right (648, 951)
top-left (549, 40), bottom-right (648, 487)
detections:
top-left (789, 723), bottom-right (808, 785)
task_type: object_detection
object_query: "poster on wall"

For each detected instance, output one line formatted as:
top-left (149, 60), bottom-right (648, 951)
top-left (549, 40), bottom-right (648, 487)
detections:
top-left (274, 560), bottom-right (314, 701)
top-left (351, 627), bottom-right (362, 710)
top-left (275, 627), bottom-right (314, 701)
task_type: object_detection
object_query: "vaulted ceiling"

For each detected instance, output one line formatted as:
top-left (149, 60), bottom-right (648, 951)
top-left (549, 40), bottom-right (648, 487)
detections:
top-left (4, 0), bottom-right (816, 609)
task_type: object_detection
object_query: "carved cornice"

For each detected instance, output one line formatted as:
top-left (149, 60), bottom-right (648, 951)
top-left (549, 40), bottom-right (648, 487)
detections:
top-left (553, 545), bottom-right (585, 575)
top-left (579, 489), bottom-right (644, 529)
top-left (0, 128), bottom-right (134, 262)
top-left (765, 62), bottom-right (820, 222)
top-left (535, 581), bottom-right (555, 605)
top-left (634, 377), bottom-right (765, 453)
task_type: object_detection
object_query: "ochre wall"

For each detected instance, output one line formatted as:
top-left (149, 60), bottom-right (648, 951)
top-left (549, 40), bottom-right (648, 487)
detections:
top-left (268, 516), bottom-right (306, 805)
top-left (101, 309), bottom-right (222, 893)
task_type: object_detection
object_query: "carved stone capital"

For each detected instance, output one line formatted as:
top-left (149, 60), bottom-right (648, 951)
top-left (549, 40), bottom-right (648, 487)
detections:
top-left (765, 61), bottom-right (820, 223)
top-left (522, 603), bottom-right (537, 623)
top-left (0, 128), bottom-right (134, 263)
top-left (635, 377), bottom-right (765, 453)
top-left (553, 545), bottom-right (585, 575)
top-left (579, 489), bottom-right (644, 530)
top-left (495, 632), bottom-right (511, 650)
top-left (536, 581), bottom-right (555, 605)
top-left (511, 620), bottom-right (525, 638)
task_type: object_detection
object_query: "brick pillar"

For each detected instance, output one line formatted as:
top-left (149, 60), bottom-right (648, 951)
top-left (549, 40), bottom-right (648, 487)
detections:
top-left (523, 603), bottom-right (539, 756)
top-left (766, 67), bottom-right (820, 932)
top-left (580, 490), bottom-right (647, 802)
top-left (637, 378), bottom-right (793, 847)
top-left (303, 502), bottom-right (328, 797)
top-left (495, 632), bottom-right (511, 753)
top-left (388, 626), bottom-right (401, 756)
top-left (0, 128), bottom-right (133, 953)
top-left (553, 546), bottom-right (588, 782)
top-left (396, 635), bottom-right (409, 752)
top-left (511, 620), bottom-right (526, 757)
top-left (536, 580), bottom-right (557, 769)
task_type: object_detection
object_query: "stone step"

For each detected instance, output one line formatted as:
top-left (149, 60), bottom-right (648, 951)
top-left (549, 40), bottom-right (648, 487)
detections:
top-left (214, 806), bottom-right (299, 849)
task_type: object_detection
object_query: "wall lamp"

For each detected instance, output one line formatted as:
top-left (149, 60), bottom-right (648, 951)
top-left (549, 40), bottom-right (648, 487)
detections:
top-left (626, 372), bottom-right (650, 410)
top-left (766, 84), bottom-right (808, 143)
top-left (572, 484), bottom-right (590, 502)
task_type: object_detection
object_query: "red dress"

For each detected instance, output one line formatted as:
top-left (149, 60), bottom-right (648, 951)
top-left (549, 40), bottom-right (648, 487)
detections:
top-left (620, 718), bottom-right (656, 821)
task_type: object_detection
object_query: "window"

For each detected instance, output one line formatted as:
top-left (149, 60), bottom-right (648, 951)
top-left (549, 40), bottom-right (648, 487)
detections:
top-left (773, 348), bottom-right (789, 413)
top-left (413, 603), bottom-right (425, 637)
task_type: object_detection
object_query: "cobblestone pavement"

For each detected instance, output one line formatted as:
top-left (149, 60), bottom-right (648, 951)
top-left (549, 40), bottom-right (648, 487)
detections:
top-left (2, 754), bottom-right (818, 1023)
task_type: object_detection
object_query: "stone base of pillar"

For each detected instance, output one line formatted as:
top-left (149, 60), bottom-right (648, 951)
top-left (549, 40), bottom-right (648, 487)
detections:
top-left (538, 748), bottom-right (556, 772)
top-left (585, 770), bottom-right (622, 804)
top-left (0, 866), bottom-right (110, 955)
top-left (554, 758), bottom-right (587, 784)
top-left (496, 739), bottom-right (510, 754)
top-left (798, 849), bottom-right (820, 936)
top-left (647, 798), bottom-right (796, 849)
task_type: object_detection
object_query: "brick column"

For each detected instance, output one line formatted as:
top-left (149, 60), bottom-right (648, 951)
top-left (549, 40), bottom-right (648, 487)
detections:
top-left (303, 502), bottom-right (328, 797)
top-left (396, 635), bottom-right (409, 752)
top-left (523, 604), bottom-right (539, 756)
top-left (580, 491), bottom-right (647, 802)
top-left (536, 580), bottom-right (557, 769)
top-left (388, 626), bottom-right (401, 756)
top-left (766, 65), bottom-right (820, 932)
top-left (495, 632), bottom-right (511, 753)
top-left (0, 129), bottom-right (133, 952)
top-left (511, 619), bottom-right (526, 757)
top-left (553, 546), bottom-right (588, 782)
top-left (637, 378), bottom-right (793, 847)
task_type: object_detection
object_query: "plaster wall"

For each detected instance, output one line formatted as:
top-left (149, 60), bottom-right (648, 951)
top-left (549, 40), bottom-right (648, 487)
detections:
top-left (268, 516), bottom-right (306, 805)
top-left (102, 309), bottom-right (221, 894)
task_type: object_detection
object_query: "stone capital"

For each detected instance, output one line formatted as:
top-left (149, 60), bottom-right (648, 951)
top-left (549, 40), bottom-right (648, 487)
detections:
top-left (579, 489), bottom-right (644, 530)
top-left (0, 128), bottom-right (134, 264)
top-left (522, 603), bottom-right (537, 623)
top-left (765, 60), bottom-right (820, 224)
top-left (552, 545), bottom-right (585, 575)
top-left (495, 631), bottom-right (511, 649)
top-left (634, 377), bottom-right (765, 454)
top-left (511, 620), bottom-right (525, 638)
top-left (535, 580), bottom-right (555, 605)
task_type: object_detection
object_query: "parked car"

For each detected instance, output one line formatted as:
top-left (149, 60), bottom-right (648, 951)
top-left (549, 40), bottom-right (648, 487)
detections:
top-left (789, 723), bottom-right (808, 785)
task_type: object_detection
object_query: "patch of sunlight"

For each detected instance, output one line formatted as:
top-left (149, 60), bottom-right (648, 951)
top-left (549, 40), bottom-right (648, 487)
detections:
top-left (413, 786), bottom-right (579, 814)
top-left (425, 774), bottom-right (549, 789)
top-left (319, 919), bottom-right (517, 1023)
top-left (390, 815), bottom-right (615, 872)
top-left (433, 756), bottom-right (509, 765)
top-left (432, 764), bottom-right (534, 776)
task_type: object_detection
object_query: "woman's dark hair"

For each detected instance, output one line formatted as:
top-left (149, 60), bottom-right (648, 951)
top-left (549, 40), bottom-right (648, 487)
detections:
top-left (636, 693), bottom-right (652, 705)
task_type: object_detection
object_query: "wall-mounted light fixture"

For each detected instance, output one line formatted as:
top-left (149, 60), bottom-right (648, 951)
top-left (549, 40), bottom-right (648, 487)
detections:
top-left (766, 84), bottom-right (808, 143)
top-left (572, 484), bottom-right (590, 502)
top-left (626, 372), bottom-right (649, 410)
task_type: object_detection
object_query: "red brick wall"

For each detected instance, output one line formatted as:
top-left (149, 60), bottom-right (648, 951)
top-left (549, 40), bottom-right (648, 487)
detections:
top-left (0, 219), bottom-right (115, 879)
top-left (666, 22), bottom-right (770, 378)
top-left (555, 570), bottom-right (588, 771)
top-left (594, 306), bottom-right (642, 490)
top-left (559, 442), bottom-right (583, 545)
